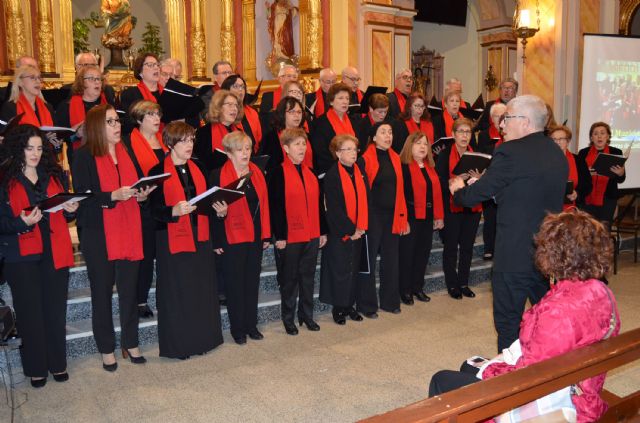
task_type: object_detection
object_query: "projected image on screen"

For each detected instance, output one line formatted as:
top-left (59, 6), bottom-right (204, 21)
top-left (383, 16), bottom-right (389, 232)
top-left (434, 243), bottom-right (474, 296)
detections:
top-left (580, 35), bottom-right (640, 189)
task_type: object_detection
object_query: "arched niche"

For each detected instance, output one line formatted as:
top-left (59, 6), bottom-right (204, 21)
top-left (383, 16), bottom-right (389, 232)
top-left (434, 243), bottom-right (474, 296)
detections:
top-left (620, 0), bottom-right (640, 35)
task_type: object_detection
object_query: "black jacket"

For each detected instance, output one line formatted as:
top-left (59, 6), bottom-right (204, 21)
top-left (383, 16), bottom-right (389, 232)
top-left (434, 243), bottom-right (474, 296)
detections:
top-left (577, 145), bottom-right (626, 201)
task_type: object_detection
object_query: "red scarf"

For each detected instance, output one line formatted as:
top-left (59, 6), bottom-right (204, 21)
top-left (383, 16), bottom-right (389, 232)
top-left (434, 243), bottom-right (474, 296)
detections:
top-left (394, 89), bottom-right (407, 113)
top-left (16, 93), bottom-right (53, 126)
top-left (220, 161), bottom-right (270, 244)
top-left (272, 87), bottom-right (283, 109)
top-left (137, 81), bottom-right (163, 102)
top-left (69, 94), bottom-right (107, 128)
top-left (408, 160), bottom-right (444, 220)
top-left (243, 105), bottom-right (263, 153)
top-left (313, 88), bottom-right (326, 118)
top-left (489, 121), bottom-right (503, 149)
top-left (94, 143), bottom-right (143, 260)
top-left (327, 108), bottom-right (355, 136)
top-left (443, 110), bottom-right (463, 137)
top-left (210, 122), bottom-right (242, 151)
top-left (8, 177), bottom-right (74, 269)
top-left (564, 150), bottom-right (579, 211)
top-left (448, 146), bottom-right (482, 213)
top-left (337, 162), bottom-right (368, 235)
top-left (356, 89), bottom-right (364, 103)
top-left (278, 130), bottom-right (313, 169)
top-left (585, 145), bottom-right (609, 206)
top-left (405, 119), bottom-right (435, 144)
top-left (130, 128), bottom-right (168, 176)
top-left (282, 157), bottom-right (320, 243)
top-left (361, 144), bottom-right (408, 234)
top-left (163, 157), bottom-right (209, 253)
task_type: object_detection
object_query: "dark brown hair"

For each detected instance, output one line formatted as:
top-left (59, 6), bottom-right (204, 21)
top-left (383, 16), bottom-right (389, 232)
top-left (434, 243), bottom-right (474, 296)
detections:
top-left (368, 93), bottom-right (389, 110)
top-left (84, 104), bottom-right (114, 157)
top-left (134, 53), bottom-right (159, 81)
top-left (399, 131), bottom-right (435, 168)
top-left (272, 97), bottom-right (306, 131)
top-left (399, 93), bottom-right (431, 121)
top-left (327, 82), bottom-right (351, 105)
top-left (534, 210), bottom-right (612, 281)
top-left (279, 127), bottom-right (308, 146)
top-left (71, 65), bottom-right (102, 96)
top-left (589, 121), bottom-right (612, 142)
top-left (163, 121), bottom-right (196, 149)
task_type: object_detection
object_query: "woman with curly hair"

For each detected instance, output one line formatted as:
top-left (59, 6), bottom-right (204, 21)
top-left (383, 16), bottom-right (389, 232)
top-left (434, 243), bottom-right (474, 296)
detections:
top-left (429, 210), bottom-right (620, 422)
top-left (0, 124), bottom-right (78, 387)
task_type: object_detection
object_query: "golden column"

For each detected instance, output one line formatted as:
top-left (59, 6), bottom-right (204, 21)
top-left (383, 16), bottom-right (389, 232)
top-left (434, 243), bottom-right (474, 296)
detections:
top-left (191, 0), bottom-right (207, 79)
top-left (242, 0), bottom-right (257, 81)
top-left (298, 0), bottom-right (323, 71)
top-left (220, 0), bottom-right (236, 66)
top-left (36, 0), bottom-right (56, 74)
top-left (165, 0), bottom-right (187, 78)
top-left (4, 0), bottom-right (28, 69)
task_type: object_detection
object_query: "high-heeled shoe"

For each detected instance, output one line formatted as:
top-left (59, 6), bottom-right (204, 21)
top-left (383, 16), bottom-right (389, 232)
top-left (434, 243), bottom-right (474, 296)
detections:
top-left (332, 309), bottom-right (346, 325)
top-left (299, 318), bottom-right (320, 331)
top-left (122, 348), bottom-right (147, 364)
top-left (30, 377), bottom-right (47, 388)
top-left (102, 353), bottom-right (118, 372)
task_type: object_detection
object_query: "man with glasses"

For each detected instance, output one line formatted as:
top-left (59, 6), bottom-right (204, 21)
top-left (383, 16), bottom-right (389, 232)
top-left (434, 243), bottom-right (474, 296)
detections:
top-left (387, 69), bottom-right (414, 119)
top-left (259, 64), bottom-right (299, 116)
top-left (341, 66), bottom-right (364, 116)
top-left (159, 58), bottom-right (183, 86)
top-left (199, 60), bottom-right (234, 118)
top-left (306, 68), bottom-right (336, 118)
top-left (476, 78), bottom-right (519, 131)
top-left (449, 95), bottom-right (567, 353)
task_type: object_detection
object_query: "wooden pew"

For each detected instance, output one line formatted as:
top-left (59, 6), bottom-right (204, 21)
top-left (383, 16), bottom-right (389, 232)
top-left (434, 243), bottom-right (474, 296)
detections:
top-left (360, 327), bottom-right (640, 423)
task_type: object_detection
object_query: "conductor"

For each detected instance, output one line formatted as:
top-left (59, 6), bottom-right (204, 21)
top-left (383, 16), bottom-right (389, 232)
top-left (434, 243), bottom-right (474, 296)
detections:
top-left (448, 95), bottom-right (568, 352)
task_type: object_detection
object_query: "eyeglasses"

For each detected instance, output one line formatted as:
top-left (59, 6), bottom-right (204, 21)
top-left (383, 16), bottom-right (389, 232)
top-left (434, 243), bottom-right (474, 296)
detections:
top-left (83, 76), bottom-right (102, 83)
top-left (552, 137), bottom-right (569, 142)
top-left (287, 89), bottom-right (303, 97)
top-left (338, 147), bottom-right (357, 153)
top-left (77, 62), bottom-right (98, 67)
top-left (503, 114), bottom-right (527, 122)
top-left (320, 79), bottom-right (337, 85)
top-left (218, 70), bottom-right (233, 77)
top-left (20, 75), bottom-right (42, 82)
top-left (286, 109), bottom-right (303, 115)
top-left (231, 84), bottom-right (246, 90)
top-left (178, 136), bottom-right (195, 144)
top-left (146, 111), bottom-right (162, 118)
top-left (400, 76), bottom-right (414, 82)
top-left (412, 104), bottom-right (426, 109)
top-left (455, 129), bottom-right (472, 135)
top-left (222, 102), bottom-right (238, 109)
top-left (143, 62), bottom-right (159, 68)
top-left (343, 75), bottom-right (361, 83)
top-left (106, 118), bottom-right (121, 127)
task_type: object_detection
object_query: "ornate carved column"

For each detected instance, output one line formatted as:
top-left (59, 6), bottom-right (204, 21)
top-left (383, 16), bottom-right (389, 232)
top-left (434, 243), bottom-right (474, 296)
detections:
top-left (242, 0), bottom-right (257, 80)
top-left (36, 0), bottom-right (56, 74)
top-left (4, 0), bottom-right (28, 69)
top-left (191, 0), bottom-right (207, 79)
top-left (166, 0), bottom-right (187, 78)
top-left (298, 0), bottom-right (323, 71)
top-left (220, 0), bottom-right (236, 66)
top-left (58, 0), bottom-right (76, 79)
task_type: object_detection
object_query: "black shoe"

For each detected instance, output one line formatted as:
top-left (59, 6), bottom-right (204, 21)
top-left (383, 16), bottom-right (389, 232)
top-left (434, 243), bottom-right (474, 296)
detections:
top-left (348, 308), bottom-right (363, 322)
top-left (483, 253), bottom-right (493, 261)
top-left (102, 362), bottom-right (118, 372)
top-left (233, 335), bottom-right (247, 344)
top-left (384, 307), bottom-right (401, 314)
top-left (414, 291), bottom-right (431, 302)
top-left (248, 328), bottom-right (264, 340)
top-left (177, 356), bottom-right (191, 360)
top-left (332, 309), bottom-right (346, 325)
top-left (137, 304), bottom-right (154, 318)
top-left (122, 348), bottom-right (147, 364)
top-left (448, 288), bottom-right (462, 299)
top-left (363, 312), bottom-right (378, 319)
top-left (461, 286), bottom-right (476, 298)
top-left (400, 294), bottom-right (414, 305)
top-left (299, 318), bottom-right (320, 331)
top-left (30, 377), bottom-right (47, 388)
top-left (284, 322), bottom-right (299, 335)
top-left (52, 372), bottom-right (69, 383)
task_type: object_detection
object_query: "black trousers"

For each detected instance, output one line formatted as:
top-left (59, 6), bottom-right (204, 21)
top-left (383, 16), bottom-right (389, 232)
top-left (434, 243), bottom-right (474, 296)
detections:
top-left (136, 216), bottom-right (157, 305)
top-left (583, 198), bottom-right (617, 230)
top-left (428, 369), bottom-right (479, 397)
top-left (275, 239), bottom-right (319, 324)
top-left (442, 211), bottom-right (481, 290)
top-left (220, 241), bottom-right (263, 338)
top-left (80, 228), bottom-right (140, 353)
top-left (358, 210), bottom-right (400, 313)
top-left (399, 217), bottom-right (434, 296)
top-left (482, 199), bottom-right (497, 255)
top-left (5, 256), bottom-right (69, 377)
top-left (492, 271), bottom-right (549, 352)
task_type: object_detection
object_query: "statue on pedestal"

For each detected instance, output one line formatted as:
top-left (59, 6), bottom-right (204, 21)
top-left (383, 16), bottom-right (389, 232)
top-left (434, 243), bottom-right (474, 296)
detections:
top-left (96, 0), bottom-right (137, 69)
top-left (265, 0), bottom-right (299, 76)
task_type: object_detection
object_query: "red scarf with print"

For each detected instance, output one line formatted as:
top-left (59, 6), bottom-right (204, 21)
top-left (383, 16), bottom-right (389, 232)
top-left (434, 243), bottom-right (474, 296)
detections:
top-left (408, 160), bottom-right (444, 220)
top-left (337, 162), bottom-right (368, 236)
top-left (282, 157), bottom-right (320, 243)
top-left (130, 128), bottom-right (168, 176)
top-left (405, 119), bottom-right (435, 144)
top-left (16, 94), bottom-right (53, 126)
top-left (327, 108), bottom-right (355, 136)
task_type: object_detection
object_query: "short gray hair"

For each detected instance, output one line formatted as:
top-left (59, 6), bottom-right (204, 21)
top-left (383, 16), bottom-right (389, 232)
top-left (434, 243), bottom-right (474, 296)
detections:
top-left (74, 52), bottom-right (98, 66)
top-left (508, 95), bottom-right (547, 131)
top-left (500, 77), bottom-right (519, 91)
top-left (161, 57), bottom-right (182, 68)
top-left (489, 102), bottom-right (507, 116)
top-left (212, 60), bottom-right (232, 75)
top-left (278, 64), bottom-right (298, 77)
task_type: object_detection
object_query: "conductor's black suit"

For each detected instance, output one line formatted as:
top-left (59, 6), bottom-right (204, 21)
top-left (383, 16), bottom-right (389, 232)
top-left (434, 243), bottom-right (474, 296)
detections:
top-left (452, 132), bottom-right (568, 351)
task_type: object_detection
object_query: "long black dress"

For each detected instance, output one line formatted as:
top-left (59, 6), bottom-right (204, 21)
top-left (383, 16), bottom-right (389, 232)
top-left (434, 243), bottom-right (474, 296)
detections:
top-left (148, 161), bottom-right (223, 358)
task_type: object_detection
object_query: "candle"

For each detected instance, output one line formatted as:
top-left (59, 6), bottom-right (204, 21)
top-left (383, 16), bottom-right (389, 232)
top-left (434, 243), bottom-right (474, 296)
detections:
top-left (519, 9), bottom-right (531, 28)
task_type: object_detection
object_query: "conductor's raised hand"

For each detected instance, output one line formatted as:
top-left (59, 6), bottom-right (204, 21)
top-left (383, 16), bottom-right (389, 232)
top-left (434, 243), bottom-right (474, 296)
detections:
top-left (449, 176), bottom-right (466, 195)
top-left (20, 207), bottom-right (43, 226)
top-left (172, 200), bottom-right (196, 217)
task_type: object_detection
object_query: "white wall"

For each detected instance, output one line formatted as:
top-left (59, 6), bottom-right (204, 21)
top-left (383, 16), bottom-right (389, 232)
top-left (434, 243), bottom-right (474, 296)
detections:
top-left (410, 5), bottom-right (480, 100)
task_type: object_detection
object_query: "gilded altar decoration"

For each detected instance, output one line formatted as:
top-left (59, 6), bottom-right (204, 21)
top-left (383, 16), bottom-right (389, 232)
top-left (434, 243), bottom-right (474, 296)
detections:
top-left (5, 0), bottom-right (28, 69)
top-left (220, 0), bottom-right (236, 66)
top-left (265, 0), bottom-right (299, 75)
top-left (37, 0), bottom-right (56, 74)
top-left (191, 0), bottom-right (207, 79)
top-left (298, 0), bottom-right (322, 70)
top-left (242, 0), bottom-right (258, 80)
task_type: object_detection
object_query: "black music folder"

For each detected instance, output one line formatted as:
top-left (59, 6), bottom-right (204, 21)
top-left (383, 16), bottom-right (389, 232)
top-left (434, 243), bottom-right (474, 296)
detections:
top-left (431, 137), bottom-right (454, 157)
top-left (160, 78), bottom-right (205, 122)
top-left (189, 186), bottom-right (245, 214)
top-left (591, 153), bottom-right (627, 178)
top-left (564, 181), bottom-right (574, 204)
top-left (0, 113), bottom-right (25, 135)
top-left (130, 172), bottom-right (172, 190)
top-left (452, 152), bottom-right (492, 175)
top-left (24, 192), bottom-right (93, 213)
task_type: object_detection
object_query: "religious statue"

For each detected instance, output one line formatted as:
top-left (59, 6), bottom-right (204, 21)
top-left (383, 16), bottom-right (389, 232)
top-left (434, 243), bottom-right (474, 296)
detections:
top-left (413, 67), bottom-right (429, 97)
top-left (92, 0), bottom-right (137, 69)
top-left (265, 0), bottom-right (299, 76)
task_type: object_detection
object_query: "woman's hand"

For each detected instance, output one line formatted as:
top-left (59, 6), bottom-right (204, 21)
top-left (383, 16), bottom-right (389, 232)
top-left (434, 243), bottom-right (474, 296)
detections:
top-left (214, 248), bottom-right (224, 255)
top-left (72, 122), bottom-right (85, 140)
top-left (262, 241), bottom-right (270, 250)
top-left (212, 200), bottom-right (228, 218)
top-left (319, 235), bottom-right (327, 248)
top-left (111, 186), bottom-right (136, 202)
top-left (275, 240), bottom-right (287, 250)
top-left (401, 222), bottom-right (411, 236)
top-left (171, 200), bottom-right (196, 217)
top-left (135, 185), bottom-right (157, 202)
top-left (433, 219), bottom-right (444, 230)
top-left (350, 228), bottom-right (365, 240)
top-left (610, 165), bottom-right (625, 176)
top-left (62, 201), bottom-right (79, 213)
top-left (566, 190), bottom-right (578, 202)
top-left (20, 207), bottom-right (43, 226)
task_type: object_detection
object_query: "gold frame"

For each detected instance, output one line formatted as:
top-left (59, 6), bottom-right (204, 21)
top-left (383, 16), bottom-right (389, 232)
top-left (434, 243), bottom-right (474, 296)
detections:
top-left (620, 0), bottom-right (640, 34)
